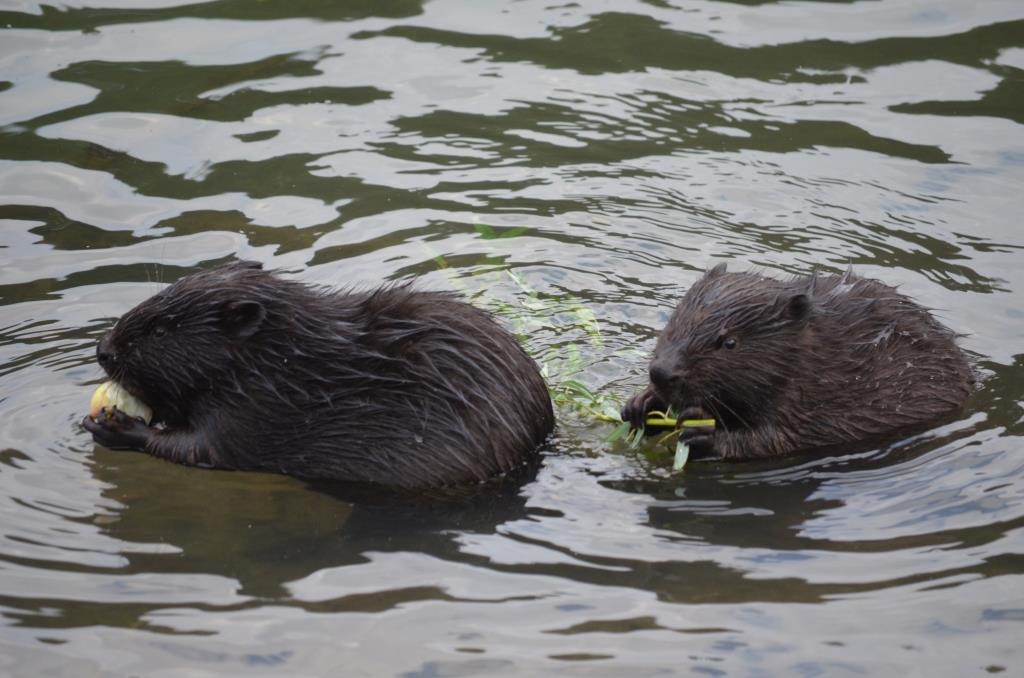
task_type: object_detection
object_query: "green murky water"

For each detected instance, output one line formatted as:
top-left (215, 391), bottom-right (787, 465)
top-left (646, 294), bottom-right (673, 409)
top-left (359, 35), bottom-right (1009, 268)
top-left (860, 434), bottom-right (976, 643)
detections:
top-left (2, 1), bottom-right (1023, 675)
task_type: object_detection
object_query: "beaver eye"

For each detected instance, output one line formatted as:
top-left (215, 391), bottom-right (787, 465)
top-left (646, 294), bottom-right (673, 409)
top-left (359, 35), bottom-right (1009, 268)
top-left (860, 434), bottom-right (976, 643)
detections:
top-left (153, 324), bottom-right (168, 338)
top-left (717, 336), bottom-right (738, 350)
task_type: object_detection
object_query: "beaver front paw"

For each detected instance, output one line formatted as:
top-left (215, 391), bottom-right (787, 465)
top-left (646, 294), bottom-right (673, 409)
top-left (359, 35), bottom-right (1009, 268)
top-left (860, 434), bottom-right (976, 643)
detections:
top-left (678, 406), bottom-right (718, 460)
top-left (621, 385), bottom-right (666, 429)
top-left (82, 407), bottom-right (153, 451)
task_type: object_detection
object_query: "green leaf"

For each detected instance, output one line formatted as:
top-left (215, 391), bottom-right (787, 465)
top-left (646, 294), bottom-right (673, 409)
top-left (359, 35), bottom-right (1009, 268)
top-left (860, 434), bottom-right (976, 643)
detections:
top-left (673, 439), bottom-right (690, 471)
top-left (474, 223), bottom-right (497, 239)
top-left (605, 421), bottom-right (631, 443)
top-left (560, 379), bottom-right (595, 401)
top-left (572, 307), bottom-right (603, 346)
top-left (474, 223), bottom-right (529, 239)
top-left (506, 270), bottom-right (539, 298)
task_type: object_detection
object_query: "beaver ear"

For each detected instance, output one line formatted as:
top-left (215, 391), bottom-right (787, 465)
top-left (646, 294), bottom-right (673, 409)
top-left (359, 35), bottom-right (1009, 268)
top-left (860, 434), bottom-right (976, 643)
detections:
top-left (221, 300), bottom-right (266, 338)
top-left (786, 294), bottom-right (811, 321)
top-left (708, 262), bottom-right (727, 278)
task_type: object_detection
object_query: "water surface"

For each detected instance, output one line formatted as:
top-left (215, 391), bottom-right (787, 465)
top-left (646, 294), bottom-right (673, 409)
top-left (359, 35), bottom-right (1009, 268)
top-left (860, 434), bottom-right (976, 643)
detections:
top-left (1, 0), bottom-right (1023, 675)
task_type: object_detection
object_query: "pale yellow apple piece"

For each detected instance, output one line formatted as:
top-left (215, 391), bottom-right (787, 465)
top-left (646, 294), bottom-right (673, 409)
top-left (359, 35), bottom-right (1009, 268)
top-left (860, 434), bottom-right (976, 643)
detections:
top-left (89, 381), bottom-right (153, 424)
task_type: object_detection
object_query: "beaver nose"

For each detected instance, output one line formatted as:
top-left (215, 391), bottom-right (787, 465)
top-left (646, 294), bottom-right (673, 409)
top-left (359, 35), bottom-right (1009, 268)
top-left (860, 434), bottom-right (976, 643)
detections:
top-left (649, 361), bottom-right (678, 390)
top-left (97, 348), bottom-right (115, 371)
top-left (97, 336), bottom-right (116, 371)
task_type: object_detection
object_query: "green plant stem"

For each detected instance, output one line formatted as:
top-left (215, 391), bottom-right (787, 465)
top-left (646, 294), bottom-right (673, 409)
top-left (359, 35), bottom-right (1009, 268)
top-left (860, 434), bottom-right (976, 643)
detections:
top-left (595, 413), bottom-right (715, 429)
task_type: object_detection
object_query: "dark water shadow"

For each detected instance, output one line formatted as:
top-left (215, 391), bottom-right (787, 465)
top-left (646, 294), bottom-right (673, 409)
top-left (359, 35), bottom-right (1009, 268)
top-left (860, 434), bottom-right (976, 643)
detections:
top-left (357, 13), bottom-right (1023, 78)
top-left (0, 438), bottom-right (540, 634)
top-left (31, 54), bottom-right (391, 128)
top-left (0, 0), bottom-right (425, 32)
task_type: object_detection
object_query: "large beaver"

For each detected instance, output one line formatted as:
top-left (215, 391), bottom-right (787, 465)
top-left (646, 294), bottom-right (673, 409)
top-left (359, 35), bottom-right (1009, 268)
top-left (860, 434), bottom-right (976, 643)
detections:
top-left (82, 261), bottom-right (554, 490)
top-left (622, 265), bottom-right (973, 460)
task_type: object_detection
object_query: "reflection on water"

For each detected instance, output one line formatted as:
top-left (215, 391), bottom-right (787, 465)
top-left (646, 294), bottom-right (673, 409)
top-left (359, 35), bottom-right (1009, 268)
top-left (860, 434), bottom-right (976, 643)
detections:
top-left (1, 0), bottom-right (1023, 674)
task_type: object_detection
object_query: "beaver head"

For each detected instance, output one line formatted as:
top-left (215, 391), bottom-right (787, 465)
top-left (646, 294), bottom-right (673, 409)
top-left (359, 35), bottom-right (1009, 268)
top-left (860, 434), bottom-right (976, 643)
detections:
top-left (95, 261), bottom-right (277, 425)
top-left (648, 264), bottom-right (812, 428)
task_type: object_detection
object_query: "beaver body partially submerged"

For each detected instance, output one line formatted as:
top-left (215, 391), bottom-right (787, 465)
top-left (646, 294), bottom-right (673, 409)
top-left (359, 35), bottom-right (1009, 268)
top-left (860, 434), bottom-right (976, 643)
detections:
top-left (622, 265), bottom-right (974, 460)
top-left (83, 262), bottom-right (554, 490)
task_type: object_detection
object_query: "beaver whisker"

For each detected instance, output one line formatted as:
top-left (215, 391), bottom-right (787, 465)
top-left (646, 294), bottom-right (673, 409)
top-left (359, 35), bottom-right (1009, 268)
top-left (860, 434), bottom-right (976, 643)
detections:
top-left (706, 393), bottom-right (751, 433)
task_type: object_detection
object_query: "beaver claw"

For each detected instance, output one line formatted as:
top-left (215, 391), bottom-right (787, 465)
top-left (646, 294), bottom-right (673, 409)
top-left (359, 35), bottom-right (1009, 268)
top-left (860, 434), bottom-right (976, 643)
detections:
top-left (621, 385), bottom-right (666, 429)
top-left (82, 407), bottom-right (152, 451)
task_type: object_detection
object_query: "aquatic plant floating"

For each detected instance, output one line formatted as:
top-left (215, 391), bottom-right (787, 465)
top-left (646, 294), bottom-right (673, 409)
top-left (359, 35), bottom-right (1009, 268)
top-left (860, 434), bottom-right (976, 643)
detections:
top-left (600, 409), bottom-right (715, 470)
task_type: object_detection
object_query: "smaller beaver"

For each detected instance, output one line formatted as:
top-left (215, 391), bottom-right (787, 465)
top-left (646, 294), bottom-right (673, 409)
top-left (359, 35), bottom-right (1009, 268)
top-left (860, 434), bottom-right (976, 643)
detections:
top-left (622, 264), bottom-right (973, 460)
top-left (83, 262), bottom-right (554, 490)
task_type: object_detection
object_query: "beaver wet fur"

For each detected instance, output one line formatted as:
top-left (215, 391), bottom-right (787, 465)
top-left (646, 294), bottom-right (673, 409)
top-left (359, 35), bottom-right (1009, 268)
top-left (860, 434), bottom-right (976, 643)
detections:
top-left (622, 264), bottom-right (974, 460)
top-left (83, 261), bottom-right (554, 490)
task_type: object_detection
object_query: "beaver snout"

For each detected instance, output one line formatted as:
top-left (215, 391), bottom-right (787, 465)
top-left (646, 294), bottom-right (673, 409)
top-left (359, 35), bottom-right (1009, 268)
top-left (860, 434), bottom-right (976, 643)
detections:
top-left (97, 335), bottom-right (117, 373)
top-left (648, 360), bottom-right (680, 391)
